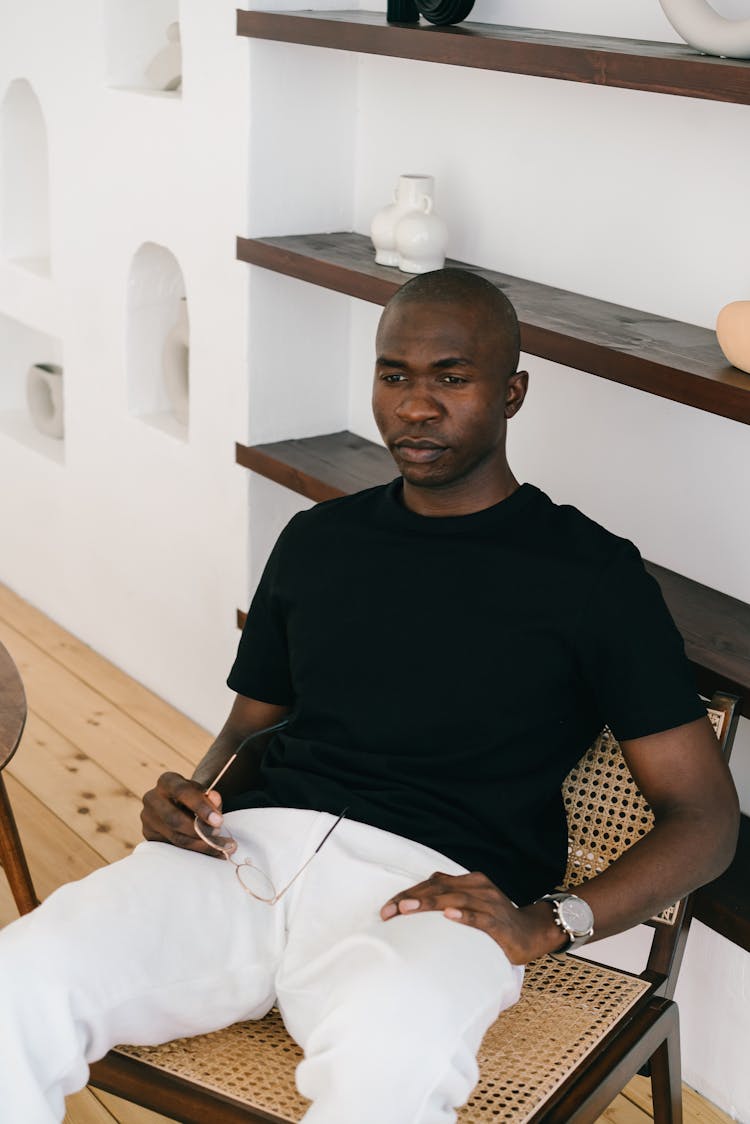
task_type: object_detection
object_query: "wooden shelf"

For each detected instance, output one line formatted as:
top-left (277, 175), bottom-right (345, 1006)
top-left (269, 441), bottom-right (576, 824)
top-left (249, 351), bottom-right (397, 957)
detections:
top-left (236, 10), bottom-right (750, 106)
top-left (695, 813), bottom-right (750, 954)
top-left (236, 430), bottom-right (750, 715)
top-left (643, 563), bottom-right (750, 709)
top-left (237, 233), bottom-right (750, 427)
top-left (235, 432), bottom-right (394, 503)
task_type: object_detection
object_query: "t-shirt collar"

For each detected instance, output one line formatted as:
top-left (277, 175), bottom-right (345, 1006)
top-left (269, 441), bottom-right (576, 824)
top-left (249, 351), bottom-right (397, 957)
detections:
top-left (381, 478), bottom-right (541, 534)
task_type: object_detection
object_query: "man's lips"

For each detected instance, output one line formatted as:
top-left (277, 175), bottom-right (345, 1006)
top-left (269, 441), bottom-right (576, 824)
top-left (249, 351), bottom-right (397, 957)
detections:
top-left (393, 439), bottom-right (448, 464)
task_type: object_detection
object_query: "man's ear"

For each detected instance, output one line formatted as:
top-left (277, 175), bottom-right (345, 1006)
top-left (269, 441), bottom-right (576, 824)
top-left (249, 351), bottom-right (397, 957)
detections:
top-left (505, 370), bottom-right (529, 418)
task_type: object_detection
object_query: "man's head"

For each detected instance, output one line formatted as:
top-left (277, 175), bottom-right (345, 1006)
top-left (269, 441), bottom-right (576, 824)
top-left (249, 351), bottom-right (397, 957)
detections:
top-left (372, 269), bottom-right (528, 511)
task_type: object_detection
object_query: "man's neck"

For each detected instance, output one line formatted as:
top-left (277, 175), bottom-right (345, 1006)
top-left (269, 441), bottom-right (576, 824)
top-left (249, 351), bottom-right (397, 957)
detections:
top-left (401, 467), bottom-right (520, 518)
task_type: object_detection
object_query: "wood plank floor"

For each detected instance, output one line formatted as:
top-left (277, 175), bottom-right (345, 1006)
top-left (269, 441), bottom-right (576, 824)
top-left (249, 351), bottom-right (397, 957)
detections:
top-left (0, 582), bottom-right (734, 1124)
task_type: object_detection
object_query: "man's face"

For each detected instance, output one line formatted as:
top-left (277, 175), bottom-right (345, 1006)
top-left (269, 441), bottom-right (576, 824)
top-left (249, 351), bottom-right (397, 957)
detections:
top-left (372, 300), bottom-right (517, 490)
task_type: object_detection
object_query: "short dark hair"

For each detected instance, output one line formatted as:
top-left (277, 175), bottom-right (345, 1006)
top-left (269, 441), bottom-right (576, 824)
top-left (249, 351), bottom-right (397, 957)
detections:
top-left (385, 268), bottom-right (521, 378)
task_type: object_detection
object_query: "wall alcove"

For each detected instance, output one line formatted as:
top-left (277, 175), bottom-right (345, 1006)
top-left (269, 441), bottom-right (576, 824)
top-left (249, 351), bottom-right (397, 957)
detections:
top-left (104, 0), bottom-right (182, 96)
top-left (0, 79), bottom-right (51, 275)
top-left (0, 312), bottom-right (63, 463)
top-left (126, 242), bottom-right (189, 440)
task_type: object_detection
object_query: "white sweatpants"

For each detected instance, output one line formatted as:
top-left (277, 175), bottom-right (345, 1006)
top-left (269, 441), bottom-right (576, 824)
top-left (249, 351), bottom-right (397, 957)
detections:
top-left (0, 807), bottom-right (524, 1124)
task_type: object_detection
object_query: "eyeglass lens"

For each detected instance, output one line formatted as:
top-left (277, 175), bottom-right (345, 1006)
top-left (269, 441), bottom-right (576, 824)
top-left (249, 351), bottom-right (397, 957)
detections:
top-left (193, 816), bottom-right (235, 855)
top-left (234, 861), bottom-right (277, 900)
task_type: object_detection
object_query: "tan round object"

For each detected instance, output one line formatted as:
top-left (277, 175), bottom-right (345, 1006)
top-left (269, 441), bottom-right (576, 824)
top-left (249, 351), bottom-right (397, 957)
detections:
top-left (716, 300), bottom-right (750, 375)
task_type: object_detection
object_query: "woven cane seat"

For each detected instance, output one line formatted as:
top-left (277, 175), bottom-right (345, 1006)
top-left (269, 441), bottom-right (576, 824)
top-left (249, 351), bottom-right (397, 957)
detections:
top-left (116, 1014), bottom-right (308, 1121)
top-left (114, 955), bottom-right (649, 1123)
top-left (465, 955), bottom-right (649, 1121)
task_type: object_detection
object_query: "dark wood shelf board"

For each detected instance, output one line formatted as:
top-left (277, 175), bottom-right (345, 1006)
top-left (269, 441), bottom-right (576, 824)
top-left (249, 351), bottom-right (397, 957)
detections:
top-left (236, 10), bottom-right (750, 105)
top-left (235, 433), bottom-right (395, 503)
top-left (237, 233), bottom-right (750, 426)
top-left (695, 813), bottom-right (750, 953)
top-left (645, 562), bottom-right (750, 713)
top-left (236, 430), bottom-right (750, 714)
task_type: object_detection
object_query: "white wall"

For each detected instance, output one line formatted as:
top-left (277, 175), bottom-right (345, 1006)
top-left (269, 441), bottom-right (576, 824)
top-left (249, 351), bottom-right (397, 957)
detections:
top-left (1, 0), bottom-right (749, 1116)
top-left (0, 0), bottom-right (252, 729)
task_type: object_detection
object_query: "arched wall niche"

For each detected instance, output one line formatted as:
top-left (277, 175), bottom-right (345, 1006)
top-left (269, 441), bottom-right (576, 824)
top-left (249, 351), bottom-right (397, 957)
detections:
top-left (0, 311), bottom-right (63, 463)
top-left (126, 241), bottom-right (189, 439)
top-left (0, 79), bottom-right (51, 274)
top-left (104, 0), bottom-right (182, 95)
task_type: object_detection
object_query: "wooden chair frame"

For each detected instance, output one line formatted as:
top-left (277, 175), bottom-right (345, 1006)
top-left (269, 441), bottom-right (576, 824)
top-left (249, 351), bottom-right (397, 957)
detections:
top-left (85, 691), bottom-right (740, 1122)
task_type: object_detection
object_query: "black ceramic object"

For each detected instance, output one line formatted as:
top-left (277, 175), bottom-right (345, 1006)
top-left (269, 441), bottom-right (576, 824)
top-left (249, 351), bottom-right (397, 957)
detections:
top-left (387, 0), bottom-right (476, 26)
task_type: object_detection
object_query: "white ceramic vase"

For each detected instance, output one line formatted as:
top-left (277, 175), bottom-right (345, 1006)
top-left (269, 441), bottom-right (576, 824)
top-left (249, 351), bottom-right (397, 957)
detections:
top-left (144, 22), bottom-right (182, 91)
top-left (163, 298), bottom-right (190, 426)
top-left (26, 363), bottom-right (64, 439)
top-left (658, 0), bottom-right (750, 59)
top-left (396, 195), bottom-right (448, 274)
top-left (371, 175), bottom-right (435, 267)
top-left (717, 300), bottom-right (750, 374)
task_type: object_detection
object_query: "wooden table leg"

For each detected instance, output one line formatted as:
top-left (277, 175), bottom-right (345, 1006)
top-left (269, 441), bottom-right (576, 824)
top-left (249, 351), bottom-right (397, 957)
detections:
top-left (0, 772), bottom-right (39, 915)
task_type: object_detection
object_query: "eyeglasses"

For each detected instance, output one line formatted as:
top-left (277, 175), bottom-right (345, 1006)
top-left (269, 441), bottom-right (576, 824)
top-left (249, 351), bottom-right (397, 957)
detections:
top-left (194, 746), bottom-right (347, 904)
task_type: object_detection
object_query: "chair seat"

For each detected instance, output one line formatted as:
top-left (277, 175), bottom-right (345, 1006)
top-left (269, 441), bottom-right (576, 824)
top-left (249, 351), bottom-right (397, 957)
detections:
top-left (112, 953), bottom-right (650, 1123)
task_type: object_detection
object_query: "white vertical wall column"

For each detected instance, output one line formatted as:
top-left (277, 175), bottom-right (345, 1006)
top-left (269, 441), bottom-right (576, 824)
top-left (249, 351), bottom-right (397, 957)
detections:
top-left (0, 0), bottom-right (252, 728)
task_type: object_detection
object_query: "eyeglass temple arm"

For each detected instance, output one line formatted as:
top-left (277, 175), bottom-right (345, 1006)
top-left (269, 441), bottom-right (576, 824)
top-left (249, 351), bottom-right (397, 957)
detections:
top-left (314, 808), bottom-right (349, 853)
top-left (203, 719), bottom-right (290, 795)
top-left (204, 753), bottom-right (237, 794)
top-left (273, 809), bottom-right (349, 902)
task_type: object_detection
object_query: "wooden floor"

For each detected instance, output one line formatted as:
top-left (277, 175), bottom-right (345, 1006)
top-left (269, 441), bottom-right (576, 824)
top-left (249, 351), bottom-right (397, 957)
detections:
top-left (0, 582), bottom-right (734, 1124)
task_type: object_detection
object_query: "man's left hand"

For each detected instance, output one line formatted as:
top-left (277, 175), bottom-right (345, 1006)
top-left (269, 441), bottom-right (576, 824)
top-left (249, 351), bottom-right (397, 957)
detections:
top-left (380, 871), bottom-right (564, 965)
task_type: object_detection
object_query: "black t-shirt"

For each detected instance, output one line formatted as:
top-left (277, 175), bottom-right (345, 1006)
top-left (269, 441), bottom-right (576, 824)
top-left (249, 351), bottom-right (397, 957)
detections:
top-left (226, 481), bottom-right (705, 905)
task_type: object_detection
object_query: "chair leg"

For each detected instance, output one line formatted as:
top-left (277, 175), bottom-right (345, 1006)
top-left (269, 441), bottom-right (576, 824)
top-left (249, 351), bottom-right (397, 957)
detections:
top-left (650, 1014), bottom-right (683, 1124)
top-left (0, 773), bottom-right (39, 915)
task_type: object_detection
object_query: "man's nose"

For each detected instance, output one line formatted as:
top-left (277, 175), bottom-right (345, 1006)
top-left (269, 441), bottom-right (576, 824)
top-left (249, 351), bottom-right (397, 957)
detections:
top-left (395, 388), bottom-right (442, 423)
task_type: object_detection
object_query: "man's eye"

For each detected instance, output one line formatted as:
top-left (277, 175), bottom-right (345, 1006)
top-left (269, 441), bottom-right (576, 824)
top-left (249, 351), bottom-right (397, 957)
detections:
top-left (441, 375), bottom-right (467, 385)
top-left (381, 373), bottom-right (406, 383)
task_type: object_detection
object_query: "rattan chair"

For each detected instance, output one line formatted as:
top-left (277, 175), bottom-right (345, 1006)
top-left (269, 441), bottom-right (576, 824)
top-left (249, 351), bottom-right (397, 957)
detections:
top-left (0, 639), bottom-right (39, 916)
top-left (89, 691), bottom-right (740, 1124)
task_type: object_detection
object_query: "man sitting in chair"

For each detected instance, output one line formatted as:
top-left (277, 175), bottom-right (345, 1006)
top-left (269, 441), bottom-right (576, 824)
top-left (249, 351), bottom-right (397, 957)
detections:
top-left (0, 270), bottom-right (739, 1124)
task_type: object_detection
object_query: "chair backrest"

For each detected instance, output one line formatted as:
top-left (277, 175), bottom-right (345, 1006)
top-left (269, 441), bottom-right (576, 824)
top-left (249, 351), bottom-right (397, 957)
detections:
top-left (560, 691), bottom-right (740, 995)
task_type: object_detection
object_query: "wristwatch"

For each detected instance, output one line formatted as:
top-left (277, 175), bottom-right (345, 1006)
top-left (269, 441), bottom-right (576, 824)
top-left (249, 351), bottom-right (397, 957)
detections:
top-left (536, 892), bottom-right (594, 952)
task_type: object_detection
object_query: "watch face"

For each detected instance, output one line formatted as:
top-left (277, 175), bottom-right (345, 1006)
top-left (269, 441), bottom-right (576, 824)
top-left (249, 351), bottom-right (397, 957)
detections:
top-left (559, 897), bottom-right (594, 935)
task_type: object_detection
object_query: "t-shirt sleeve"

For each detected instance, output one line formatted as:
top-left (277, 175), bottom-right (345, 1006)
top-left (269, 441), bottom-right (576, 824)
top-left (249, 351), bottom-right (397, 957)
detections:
top-left (227, 526), bottom-right (294, 705)
top-left (576, 542), bottom-right (706, 741)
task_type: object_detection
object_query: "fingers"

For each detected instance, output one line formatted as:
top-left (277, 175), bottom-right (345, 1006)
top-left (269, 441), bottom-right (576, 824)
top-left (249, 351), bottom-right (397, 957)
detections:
top-left (380, 871), bottom-right (498, 920)
top-left (382, 889), bottom-right (498, 922)
top-left (141, 772), bottom-right (234, 856)
top-left (143, 823), bottom-right (232, 856)
top-left (165, 772), bottom-right (224, 825)
top-left (379, 870), bottom-right (541, 964)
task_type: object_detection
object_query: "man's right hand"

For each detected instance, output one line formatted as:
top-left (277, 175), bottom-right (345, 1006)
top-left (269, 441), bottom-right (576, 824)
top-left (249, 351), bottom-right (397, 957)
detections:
top-left (141, 772), bottom-right (237, 856)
